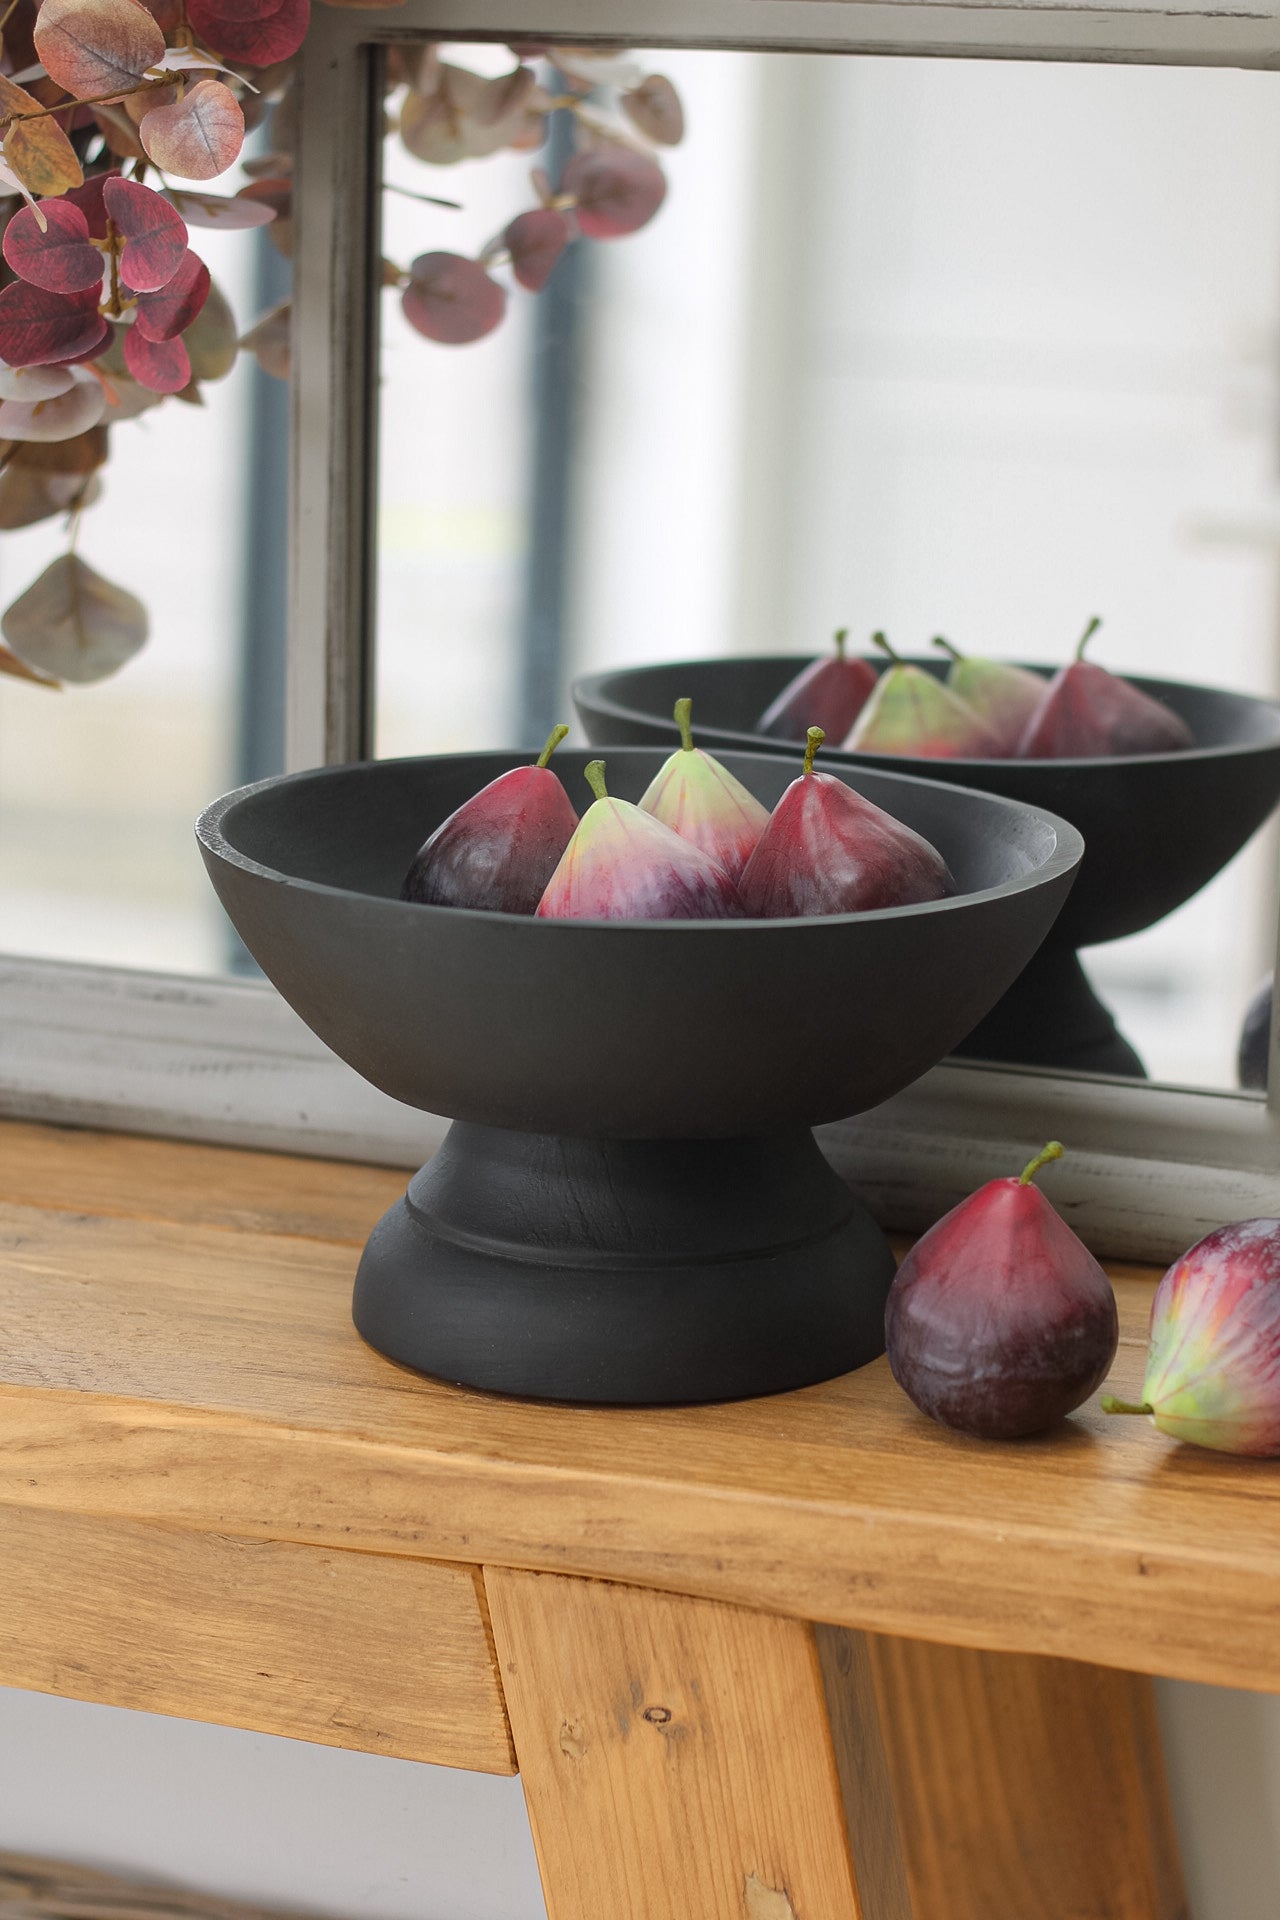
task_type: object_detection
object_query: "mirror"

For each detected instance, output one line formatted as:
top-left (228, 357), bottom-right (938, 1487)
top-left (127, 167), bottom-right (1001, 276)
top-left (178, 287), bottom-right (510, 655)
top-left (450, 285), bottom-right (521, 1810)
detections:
top-left (374, 43), bottom-right (1280, 1094)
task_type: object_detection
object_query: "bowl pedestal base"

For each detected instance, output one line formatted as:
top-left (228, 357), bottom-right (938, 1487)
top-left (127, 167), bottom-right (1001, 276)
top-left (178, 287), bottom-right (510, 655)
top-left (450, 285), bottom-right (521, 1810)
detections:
top-left (352, 1122), bottom-right (896, 1405)
top-left (951, 945), bottom-right (1146, 1079)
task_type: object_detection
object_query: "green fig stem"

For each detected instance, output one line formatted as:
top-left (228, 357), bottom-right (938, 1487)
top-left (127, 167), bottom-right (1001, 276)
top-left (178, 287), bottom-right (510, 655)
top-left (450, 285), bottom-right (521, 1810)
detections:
top-left (674, 696), bottom-right (694, 753)
top-left (803, 726), bottom-right (825, 776)
top-left (834, 627), bottom-right (848, 661)
top-left (871, 630), bottom-right (901, 663)
top-left (536, 723), bottom-right (569, 769)
top-left (1075, 615), bottom-right (1103, 662)
top-left (584, 759), bottom-right (609, 803)
top-left (1100, 1396), bottom-right (1154, 1418)
top-left (1018, 1140), bottom-right (1064, 1186)
top-left (932, 636), bottom-right (965, 664)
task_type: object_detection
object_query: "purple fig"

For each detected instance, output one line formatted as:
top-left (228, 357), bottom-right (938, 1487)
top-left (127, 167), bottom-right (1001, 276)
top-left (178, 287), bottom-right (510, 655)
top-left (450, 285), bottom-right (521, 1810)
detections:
top-left (537, 759), bottom-right (742, 920)
top-left (638, 697), bottom-right (770, 880)
top-left (886, 1142), bottom-right (1119, 1440)
top-left (756, 627), bottom-right (877, 743)
top-left (932, 636), bottom-right (1047, 754)
top-left (1102, 1219), bottom-right (1280, 1455)
top-left (1017, 617), bottom-right (1193, 759)
top-left (737, 727), bottom-right (955, 918)
top-left (401, 724), bottom-right (578, 913)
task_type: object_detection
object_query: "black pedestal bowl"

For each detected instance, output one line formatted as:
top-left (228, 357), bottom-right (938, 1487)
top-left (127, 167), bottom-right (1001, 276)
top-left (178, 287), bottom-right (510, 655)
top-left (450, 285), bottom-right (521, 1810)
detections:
top-left (575, 658), bottom-right (1280, 1076)
top-left (197, 747), bottom-right (1081, 1406)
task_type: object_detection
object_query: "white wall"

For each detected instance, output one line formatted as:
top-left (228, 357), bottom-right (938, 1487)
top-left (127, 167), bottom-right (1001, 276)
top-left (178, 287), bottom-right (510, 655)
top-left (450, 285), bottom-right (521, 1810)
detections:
top-left (0, 1687), bottom-right (545, 1920)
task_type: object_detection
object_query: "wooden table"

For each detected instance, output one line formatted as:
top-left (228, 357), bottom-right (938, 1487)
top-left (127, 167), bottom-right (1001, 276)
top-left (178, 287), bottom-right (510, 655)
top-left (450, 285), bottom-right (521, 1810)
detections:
top-left (7, 1119), bottom-right (1271, 1918)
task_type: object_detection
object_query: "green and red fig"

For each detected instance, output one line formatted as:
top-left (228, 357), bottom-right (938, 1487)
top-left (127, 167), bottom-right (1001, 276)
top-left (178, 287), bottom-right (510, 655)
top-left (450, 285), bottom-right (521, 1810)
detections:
top-left (844, 633), bottom-right (1005, 759)
top-left (537, 759), bottom-right (742, 920)
top-left (401, 724), bottom-right (578, 914)
top-left (639, 697), bottom-right (769, 880)
top-left (932, 636), bottom-right (1047, 755)
top-left (1102, 1219), bottom-right (1280, 1455)
top-left (885, 1142), bottom-right (1119, 1440)
top-left (1017, 617), bottom-right (1194, 759)
top-left (737, 727), bottom-right (955, 918)
top-left (756, 628), bottom-right (877, 743)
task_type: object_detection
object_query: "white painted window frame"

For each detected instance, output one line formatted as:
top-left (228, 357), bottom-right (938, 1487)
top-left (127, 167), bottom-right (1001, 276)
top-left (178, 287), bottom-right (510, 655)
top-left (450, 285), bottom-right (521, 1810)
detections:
top-left (3, 0), bottom-right (1279, 1257)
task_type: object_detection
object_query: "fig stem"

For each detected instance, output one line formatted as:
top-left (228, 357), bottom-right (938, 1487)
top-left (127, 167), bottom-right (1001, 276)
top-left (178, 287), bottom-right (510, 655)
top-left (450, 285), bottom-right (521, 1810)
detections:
top-left (833, 627), bottom-right (848, 661)
top-left (536, 723), bottom-right (569, 769)
top-left (674, 696), bottom-right (694, 753)
top-left (1075, 615), bottom-right (1103, 662)
top-left (933, 635), bottom-right (965, 664)
top-left (1100, 1396), bottom-right (1154, 1417)
top-left (871, 630), bottom-right (900, 664)
top-left (1018, 1140), bottom-right (1064, 1186)
top-left (584, 759), bottom-right (609, 803)
top-left (803, 726), bottom-right (825, 776)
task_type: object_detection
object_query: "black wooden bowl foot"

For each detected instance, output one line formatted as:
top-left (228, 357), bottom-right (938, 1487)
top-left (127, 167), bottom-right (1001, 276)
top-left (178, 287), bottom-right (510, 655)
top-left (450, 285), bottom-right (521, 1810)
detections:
top-left (952, 945), bottom-right (1147, 1078)
top-left (352, 1122), bottom-right (897, 1404)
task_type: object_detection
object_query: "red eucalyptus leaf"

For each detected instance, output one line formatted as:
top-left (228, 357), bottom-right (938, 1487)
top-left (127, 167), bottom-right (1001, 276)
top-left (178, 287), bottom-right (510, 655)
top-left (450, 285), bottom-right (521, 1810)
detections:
top-left (186, 0), bottom-right (310, 66)
top-left (165, 186), bottom-right (276, 230)
top-left (123, 324), bottom-right (190, 392)
top-left (560, 145), bottom-right (666, 240)
top-left (139, 0), bottom-right (185, 28)
top-left (503, 208), bottom-right (570, 293)
top-left (621, 74), bottom-right (684, 147)
top-left (139, 79), bottom-right (244, 181)
top-left (103, 176), bottom-right (187, 290)
top-left (133, 249), bottom-right (210, 341)
top-left (33, 0), bottom-right (165, 100)
top-left (64, 170), bottom-right (121, 241)
top-left (183, 0), bottom-right (266, 22)
top-left (402, 252), bottom-right (505, 346)
top-left (0, 283), bottom-right (107, 367)
top-left (3, 200), bottom-right (102, 294)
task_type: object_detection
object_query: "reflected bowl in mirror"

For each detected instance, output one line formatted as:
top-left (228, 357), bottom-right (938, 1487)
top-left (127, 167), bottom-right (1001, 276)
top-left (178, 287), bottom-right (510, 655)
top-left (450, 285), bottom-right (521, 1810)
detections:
top-left (575, 658), bottom-right (1280, 1076)
top-left (197, 748), bottom-right (1081, 1406)
top-left (573, 656), bottom-right (1280, 948)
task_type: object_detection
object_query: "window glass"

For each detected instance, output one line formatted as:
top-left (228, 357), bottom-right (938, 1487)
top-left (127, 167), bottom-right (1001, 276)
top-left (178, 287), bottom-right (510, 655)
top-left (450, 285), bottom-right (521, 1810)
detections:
top-left (0, 212), bottom-right (286, 977)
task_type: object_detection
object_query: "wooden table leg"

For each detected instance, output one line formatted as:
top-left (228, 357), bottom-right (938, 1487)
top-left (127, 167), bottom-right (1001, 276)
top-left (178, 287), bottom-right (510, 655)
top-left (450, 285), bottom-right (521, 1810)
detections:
top-left (867, 1637), bottom-right (1189, 1920)
top-left (485, 1566), bottom-right (912, 1920)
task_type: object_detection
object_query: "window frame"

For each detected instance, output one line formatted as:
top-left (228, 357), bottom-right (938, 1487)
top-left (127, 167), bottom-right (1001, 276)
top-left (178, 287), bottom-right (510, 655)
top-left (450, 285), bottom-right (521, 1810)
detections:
top-left (2, 0), bottom-right (1278, 1257)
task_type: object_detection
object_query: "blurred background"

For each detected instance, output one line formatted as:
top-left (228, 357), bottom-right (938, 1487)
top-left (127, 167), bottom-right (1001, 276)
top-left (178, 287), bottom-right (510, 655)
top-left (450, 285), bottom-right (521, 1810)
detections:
top-left (4, 48), bottom-right (1280, 1090)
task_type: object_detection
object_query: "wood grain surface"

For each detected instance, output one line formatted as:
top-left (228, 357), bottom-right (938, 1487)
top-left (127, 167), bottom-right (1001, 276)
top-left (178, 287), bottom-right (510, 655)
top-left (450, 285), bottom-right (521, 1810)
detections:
top-left (486, 1567), bottom-right (910, 1920)
top-left (0, 1502), bottom-right (514, 1773)
top-left (866, 1637), bottom-right (1188, 1920)
top-left (2, 1121), bottom-right (1275, 1693)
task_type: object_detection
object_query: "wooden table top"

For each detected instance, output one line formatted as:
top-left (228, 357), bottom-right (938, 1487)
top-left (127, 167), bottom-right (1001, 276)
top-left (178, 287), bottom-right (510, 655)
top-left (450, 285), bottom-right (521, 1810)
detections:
top-left (2, 1117), bottom-right (1277, 1694)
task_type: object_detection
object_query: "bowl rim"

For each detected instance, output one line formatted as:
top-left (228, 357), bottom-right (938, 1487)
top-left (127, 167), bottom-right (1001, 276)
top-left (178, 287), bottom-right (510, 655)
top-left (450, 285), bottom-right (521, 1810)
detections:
top-left (197, 746), bottom-right (1085, 932)
top-left (572, 655), bottom-right (1280, 773)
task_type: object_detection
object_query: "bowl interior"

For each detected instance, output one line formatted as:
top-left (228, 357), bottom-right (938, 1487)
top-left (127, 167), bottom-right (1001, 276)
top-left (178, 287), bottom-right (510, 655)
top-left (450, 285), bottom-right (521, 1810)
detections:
top-left (574, 656), bottom-right (1280, 946)
top-left (198, 748), bottom-right (1082, 1138)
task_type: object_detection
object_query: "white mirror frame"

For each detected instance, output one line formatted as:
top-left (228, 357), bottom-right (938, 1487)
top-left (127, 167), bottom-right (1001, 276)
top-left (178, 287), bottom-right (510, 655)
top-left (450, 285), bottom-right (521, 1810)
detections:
top-left (3, 0), bottom-right (1279, 1258)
